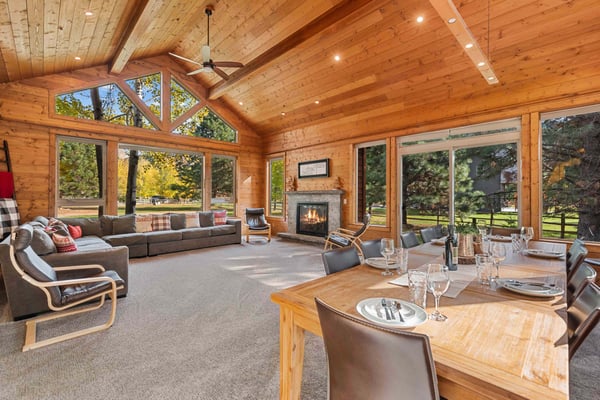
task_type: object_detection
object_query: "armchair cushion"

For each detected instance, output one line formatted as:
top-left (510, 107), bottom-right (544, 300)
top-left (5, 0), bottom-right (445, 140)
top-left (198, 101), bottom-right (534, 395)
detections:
top-left (246, 208), bottom-right (269, 229)
top-left (61, 270), bottom-right (124, 306)
top-left (327, 234), bottom-right (351, 247)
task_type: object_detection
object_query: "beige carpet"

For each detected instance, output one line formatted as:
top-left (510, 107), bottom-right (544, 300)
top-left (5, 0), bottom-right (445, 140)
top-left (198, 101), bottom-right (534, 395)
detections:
top-left (0, 238), bottom-right (598, 399)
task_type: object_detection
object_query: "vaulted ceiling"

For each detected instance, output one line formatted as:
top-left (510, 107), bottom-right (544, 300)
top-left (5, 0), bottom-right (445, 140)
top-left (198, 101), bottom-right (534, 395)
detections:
top-left (1, 0), bottom-right (599, 135)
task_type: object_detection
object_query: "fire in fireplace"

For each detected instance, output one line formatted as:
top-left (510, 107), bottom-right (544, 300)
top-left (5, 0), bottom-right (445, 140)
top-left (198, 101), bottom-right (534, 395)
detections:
top-left (297, 202), bottom-right (329, 237)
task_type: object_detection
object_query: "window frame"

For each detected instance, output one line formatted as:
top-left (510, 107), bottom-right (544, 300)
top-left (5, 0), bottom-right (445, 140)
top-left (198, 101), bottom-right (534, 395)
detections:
top-left (210, 154), bottom-right (237, 215)
top-left (267, 156), bottom-right (285, 218)
top-left (355, 139), bottom-right (388, 226)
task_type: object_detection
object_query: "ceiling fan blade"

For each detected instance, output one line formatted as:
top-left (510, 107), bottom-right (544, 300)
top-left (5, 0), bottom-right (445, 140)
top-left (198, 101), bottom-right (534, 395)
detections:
top-left (169, 52), bottom-right (202, 66)
top-left (187, 68), bottom-right (206, 76)
top-left (212, 61), bottom-right (244, 68)
top-left (201, 45), bottom-right (211, 63)
top-left (213, 67), bottom-right (230, 80)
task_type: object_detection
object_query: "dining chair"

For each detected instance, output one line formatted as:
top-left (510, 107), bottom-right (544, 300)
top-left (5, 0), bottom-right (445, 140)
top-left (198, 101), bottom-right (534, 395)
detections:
top-left (420, 227), bottom-right (437, 243)
top-left (315, 297), bottom-right (441, 400)
top-left (321, 246), bottom-right (361, 275)
top-left (567, 282), bottom-right (600, 359)
top-left (243, 207), bottom-right (271, 243)
top-left (567, 242), bottom-right (588, 280)
top-left (323, 214), bottom-right (371, 258)
top-left (567, 263), bottom-right (597, 306)
top-left (8, 224), bottom-right (124, 351)
top-left (401, 231), bottom-right (420, 248)
top-left (359, 238), bottom-right (383, 259)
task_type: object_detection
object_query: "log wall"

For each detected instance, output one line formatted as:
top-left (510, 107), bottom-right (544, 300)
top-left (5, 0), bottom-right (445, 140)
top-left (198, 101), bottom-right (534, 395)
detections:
top-left (0, 55), bottom-right (264, 221)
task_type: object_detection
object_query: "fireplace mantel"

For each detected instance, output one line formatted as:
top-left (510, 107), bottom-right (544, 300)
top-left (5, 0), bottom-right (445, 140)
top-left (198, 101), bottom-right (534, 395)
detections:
top-left (285, 190), bottom-right (344, 235)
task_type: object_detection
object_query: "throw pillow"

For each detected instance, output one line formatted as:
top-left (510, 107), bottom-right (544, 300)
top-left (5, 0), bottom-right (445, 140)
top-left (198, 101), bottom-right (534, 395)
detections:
top-left (48, 217), bottom-right (70, 236)
top-left (67, 225), bottom-right (83, 239)
top-left (52, 233), bottom-right (78, 253)
top-left (31, 228), bottom-right (57, 255)
top-left (185, 212), bottom-right (200, 228)
top-left (135, 215), bottom-right (153, 233)
top-left (0, 198), bottom-right (20, 239)
top-left (152, 214), bottom-right (171, 231)
top-left (198, 211), bottom-right (214, 227)
top-left (169, 213), bottom-right (186, 230)
top-left (213, 210), bottom-right (227, 225)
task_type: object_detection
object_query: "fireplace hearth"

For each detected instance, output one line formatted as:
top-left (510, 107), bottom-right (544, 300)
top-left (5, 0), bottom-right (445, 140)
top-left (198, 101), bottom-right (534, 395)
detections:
top-left (297, 202), bottom-right (328, 237)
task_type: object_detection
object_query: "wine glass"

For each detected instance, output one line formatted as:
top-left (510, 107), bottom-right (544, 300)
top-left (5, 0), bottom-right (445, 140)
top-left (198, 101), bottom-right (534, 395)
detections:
top-left (490, 242), bottom-right (506, 281)
top-left (520, 226), bottom-right (534, 250)
top-left (426, 263), bottom-right (450, 321)
top-left (380, 238), bottom-right (395, 276)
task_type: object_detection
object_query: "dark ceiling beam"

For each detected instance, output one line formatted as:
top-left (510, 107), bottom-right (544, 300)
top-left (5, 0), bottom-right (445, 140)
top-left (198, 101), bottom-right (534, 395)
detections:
top-left (109, 0), bottom-right (155, 74)
top-left (208, 0), bottom-right (374, 100)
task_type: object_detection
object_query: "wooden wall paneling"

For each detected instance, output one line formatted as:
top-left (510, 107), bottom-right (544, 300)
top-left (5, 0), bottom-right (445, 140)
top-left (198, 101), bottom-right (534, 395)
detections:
top-left (521, 113), bottom-right (533, 230)
top-left (105, 140), bottom-right (118, 215)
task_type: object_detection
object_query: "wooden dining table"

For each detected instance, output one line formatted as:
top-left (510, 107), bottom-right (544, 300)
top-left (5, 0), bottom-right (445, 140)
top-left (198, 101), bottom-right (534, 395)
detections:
top-left (270, 241), bottom-right (569, 400)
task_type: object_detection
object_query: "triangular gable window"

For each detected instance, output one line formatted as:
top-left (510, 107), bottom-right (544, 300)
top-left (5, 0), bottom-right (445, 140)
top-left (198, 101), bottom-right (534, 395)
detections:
top-left (173, 106), bottom-right (237, 143)
top-left (170, 78), bottom-right (199, 122)
top-left (55, 84), bottom-right (156, 130)
top-left (125, 73), bottom-right (161, 120)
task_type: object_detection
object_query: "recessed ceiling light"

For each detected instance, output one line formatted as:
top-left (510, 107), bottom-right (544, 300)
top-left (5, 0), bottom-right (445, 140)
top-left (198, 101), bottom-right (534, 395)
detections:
top-left (487, 76), bottom-right (495, 81)
top-left (281, 112), bottom-right (286, 116)
top-left (477, 61), bottom-right (486, 67)
top-left (84, 11), bottom-right (93, 16)
top-left (74, 56), bottom-right (81, 61)
top-left (465, 43), bottom-right (474, 49)
top-left (334, 54), bottom-right (341, 62)
top-left (238, 101), bottom-right (243, 106)
top-left (314, 100), bottom-right (320, 105)
top-left (416, 16), bottom-right (424, 23)
top-left (448, 17), bottom-right (456, 24)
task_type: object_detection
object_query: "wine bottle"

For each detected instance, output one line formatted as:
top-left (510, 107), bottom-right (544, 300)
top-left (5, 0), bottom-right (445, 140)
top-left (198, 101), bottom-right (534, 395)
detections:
top-left (445, 235), bottom-right (457, 271)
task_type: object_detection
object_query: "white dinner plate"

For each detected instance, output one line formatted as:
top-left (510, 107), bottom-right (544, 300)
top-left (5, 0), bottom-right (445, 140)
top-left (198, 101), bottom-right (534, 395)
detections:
top-left (524, 249), bottom-right (565, 259)
top-left (366, 257), bottom-right (393, 269)
top-left (356, 298), bottom-right (427, 328)
top-left (489, 235), bottom-right (512, 242)
top-left (497, 279), bottom-right (564, 298)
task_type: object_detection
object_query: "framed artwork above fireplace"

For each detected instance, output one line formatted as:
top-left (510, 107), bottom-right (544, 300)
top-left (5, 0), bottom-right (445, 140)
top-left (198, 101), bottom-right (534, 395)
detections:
top-left (298, 158), bottom-right (329, 178)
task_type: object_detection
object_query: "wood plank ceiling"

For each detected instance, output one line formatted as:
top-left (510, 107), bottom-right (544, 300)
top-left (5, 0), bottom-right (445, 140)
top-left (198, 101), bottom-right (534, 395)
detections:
top-left (1, 0), bottom-right (599, 135)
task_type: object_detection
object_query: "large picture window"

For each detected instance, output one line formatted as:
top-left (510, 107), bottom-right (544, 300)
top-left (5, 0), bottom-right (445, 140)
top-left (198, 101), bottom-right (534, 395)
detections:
top-left (399, 119), bottom-right (520, 235)
top-left (356, 141), bottom-right (387, 225)
top-left (268, 157), bottom-right (284, 217)
top-left (541, 105), bottom-right (600, 242)
top-left (57, 137), bottom-right (106, 217)
top-left (211, 155), bottom-right (236, 215)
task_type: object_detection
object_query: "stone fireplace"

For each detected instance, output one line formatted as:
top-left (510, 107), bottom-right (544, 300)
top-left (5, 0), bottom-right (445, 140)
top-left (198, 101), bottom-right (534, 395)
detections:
top-left (296, 202), bottom-right (328, 237)
top-left (284, 190), bottom-right (344, 242)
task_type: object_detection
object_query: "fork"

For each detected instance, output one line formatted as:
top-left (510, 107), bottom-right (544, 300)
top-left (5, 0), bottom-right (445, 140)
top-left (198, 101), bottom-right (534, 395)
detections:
top-left (381, 298), bottom-right (393, 320)
top-left (392, 300), bottom-right (405, 322)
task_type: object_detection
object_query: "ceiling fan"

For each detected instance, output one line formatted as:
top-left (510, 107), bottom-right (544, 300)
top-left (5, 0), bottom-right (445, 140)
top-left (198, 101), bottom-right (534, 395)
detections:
top-left (169, 6), bottom-right (243, 80)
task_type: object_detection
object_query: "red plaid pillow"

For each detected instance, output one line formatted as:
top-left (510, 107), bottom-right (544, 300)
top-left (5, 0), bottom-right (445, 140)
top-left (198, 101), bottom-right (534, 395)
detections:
top-left (151, 214), bottom-right (171, 231)
top-left (67, 225), bottom-right (83, 239)
top-left (213, 210), bottom-right (227, 225)
top-left (136, 215), bottom-right (153, 233)
top-left (52, 233), bottom-right (78, 253)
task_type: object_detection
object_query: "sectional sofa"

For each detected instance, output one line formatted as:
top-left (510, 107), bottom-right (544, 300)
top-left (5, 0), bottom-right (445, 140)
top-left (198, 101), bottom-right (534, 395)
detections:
top-left (0, 211), bottom-right (241, 320)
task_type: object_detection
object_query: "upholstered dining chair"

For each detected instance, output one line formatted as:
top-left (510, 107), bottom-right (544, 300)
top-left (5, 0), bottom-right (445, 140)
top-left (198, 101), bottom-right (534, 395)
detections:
top-left (321, 246), bottom-right (361, 275)
top-left (359, 238), bottom-right (383, 260)
top-left (401, 231), bottom-right (420, 248)
top-left (243, 207), bottom-right (271, 243)
top-left (567, 241), bottom-right (588, 280)
top-left (323, 214), bottom-right (371, 258)
top-left (567, 263), bottom-right (597, 306)
top-left (567, 282), bottom-right (600, 359)
top-left (420, 226), bottom-right (444, 243)
top-left (315, 297), bottom-right (441, 400)
top-left (8, 224), bottom-right (124, 351)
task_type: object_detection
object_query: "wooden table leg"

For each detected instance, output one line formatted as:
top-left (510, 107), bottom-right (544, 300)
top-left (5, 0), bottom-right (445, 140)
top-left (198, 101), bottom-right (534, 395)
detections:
top-left (279, 306), bottom-right (306, 400)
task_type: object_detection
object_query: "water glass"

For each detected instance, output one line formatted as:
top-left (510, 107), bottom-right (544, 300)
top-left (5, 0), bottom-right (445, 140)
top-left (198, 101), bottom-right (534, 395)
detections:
top-left (511, 233), bottom-right (522, 253)
top-left (395, 247), bottom-right (408, 274)
top-left (407, 268), bottom-right (427, 309)
top-left (475, 254), bottom-right (493, 285)
top-left (520, 226), bottom-right (534, 250)
top-left (380, 238), bottom-right (395, 276)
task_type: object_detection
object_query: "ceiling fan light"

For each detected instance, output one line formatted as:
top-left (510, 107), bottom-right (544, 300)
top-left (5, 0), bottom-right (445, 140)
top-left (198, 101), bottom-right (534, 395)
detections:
top-left (201, 45), bottom-right (211, 62)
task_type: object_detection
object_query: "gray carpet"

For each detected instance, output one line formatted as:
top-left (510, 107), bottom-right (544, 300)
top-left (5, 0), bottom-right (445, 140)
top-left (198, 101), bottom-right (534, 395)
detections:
top-left (0, 239), bottom-right (598, 399)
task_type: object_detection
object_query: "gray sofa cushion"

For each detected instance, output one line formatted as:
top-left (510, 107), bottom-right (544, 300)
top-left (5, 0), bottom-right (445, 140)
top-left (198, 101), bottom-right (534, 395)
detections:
top-left (145, 230), bottom-right (182, 244)
top-left (169, 213), bottom-right (186, 230)
top-left (30, 228), bottom-right (56, 255)
top-left (74, 236), bottom-right (113, 251)
top-left (181, 228), bottom-right (212, 240)
top-left (100, 215), bottom-right (119, 236)
top-left (199, 211), bottom-right (214, 227)
top-left (59, 217), bottom-right (103, 237)
top-left (103, 232), bottom-right (147, 247)
top-left (210, 225), bottom-right (236, 236)
top-left (112, 214), bottom-right (136, 234)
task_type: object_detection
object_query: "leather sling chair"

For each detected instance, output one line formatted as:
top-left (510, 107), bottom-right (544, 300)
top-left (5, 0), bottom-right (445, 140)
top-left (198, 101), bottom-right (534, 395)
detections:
top-left (8, 224), bottom-right (124, 351)
top-left (243, 207), bottom-right (271, 243)
top-left (323, 213), bottom-right (371, 258)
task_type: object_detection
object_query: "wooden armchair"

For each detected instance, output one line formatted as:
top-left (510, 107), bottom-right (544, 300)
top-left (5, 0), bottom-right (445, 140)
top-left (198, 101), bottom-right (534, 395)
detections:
top-left (242, 208), bottom-right (271, 243)
top-left (323, 214), bottom-right (370, 258)
top-left (8, 224), bottom-right (124, 351)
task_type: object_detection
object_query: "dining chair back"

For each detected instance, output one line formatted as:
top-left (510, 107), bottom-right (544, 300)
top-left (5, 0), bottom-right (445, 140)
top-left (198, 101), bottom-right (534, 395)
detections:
top-left (567, 282), bottom-right (600, 359)
top-left (567, 242), bottom-right (588, 280)
top-left (359, 239), bottom-right (383, 259)
top-left (323, 214), bottom-right (371, 257)
top-left (401, 231), bottom-right (420, 248)
top-left (321, 247), bottom-right (361, 275)
top-left (420, 227), bottom-right (438, 243)
top-left (567, 263), bottom-right (597, 306)
top-left (315, 297), bottom-right (440, 400)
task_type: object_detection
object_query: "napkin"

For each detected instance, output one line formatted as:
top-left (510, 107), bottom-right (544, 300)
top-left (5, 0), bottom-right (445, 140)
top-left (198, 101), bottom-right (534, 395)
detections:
top-left (388, 268), bottom-right (477, 298)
